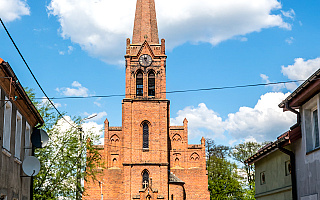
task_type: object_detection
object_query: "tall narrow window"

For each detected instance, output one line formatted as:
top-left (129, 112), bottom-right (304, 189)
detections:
top-left (148, 71), bottom-right (155, 96)
top-left (15, 111), bottom-right (22, 159)
top-left (25, 122), bottom-right (31, 156)
top-left (142, 170), bottom-right (149, 189)
top-left (3, 99), bottom-right (12, 151)
top-left (312, 109), bottom-right (319, 148)
top-left (143, 123), bottom-right (149, 149)
top-left (136, 71), bottom-right (143, 96)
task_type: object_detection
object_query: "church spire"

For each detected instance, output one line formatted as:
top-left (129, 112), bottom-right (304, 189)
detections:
top-left (132, 0), bottom-right (159, 44)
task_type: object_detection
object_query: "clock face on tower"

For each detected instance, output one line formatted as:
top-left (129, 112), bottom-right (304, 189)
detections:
top-left (139, 54), bottom-right (152, 67)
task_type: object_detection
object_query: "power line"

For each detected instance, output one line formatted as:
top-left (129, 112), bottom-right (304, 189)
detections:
top-left (34, 79), bottom-right (305, 100)
top-left (0, 18), bottom-right (78, 129)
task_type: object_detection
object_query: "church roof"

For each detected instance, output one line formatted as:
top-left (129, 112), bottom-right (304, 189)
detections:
top-left (132, 0), bottom-right (159, 44)
top-left (169, 172), bottom-right (185, 184)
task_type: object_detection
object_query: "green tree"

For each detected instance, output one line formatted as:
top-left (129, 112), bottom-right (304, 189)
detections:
top-left (26, 88), bottom-right (103, 199)
top-left (230, 141), bottom-right (268, 199)
top-left (206, 139), bottom-right (244, 200)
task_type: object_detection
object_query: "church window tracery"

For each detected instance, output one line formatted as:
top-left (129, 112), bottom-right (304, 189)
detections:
top-left (143, 123), bottom-right (149, 149)
top-left (142, 170), bottom-right (149, 189)
top-left (190, 152), bottom-right (200, 161)
top-left (172, 134), bottom-right (182, 142)
top-left (148, 71), bottom-right (155, 96)
top-left (136, 71), bottom-right (143, 96)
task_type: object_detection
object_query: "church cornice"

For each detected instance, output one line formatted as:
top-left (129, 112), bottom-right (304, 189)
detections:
top-left (123, 162), bottom-right (169, 166)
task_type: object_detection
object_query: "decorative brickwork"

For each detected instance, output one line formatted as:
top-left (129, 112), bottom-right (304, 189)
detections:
top-left (83, 0), bottom-right (209, 199)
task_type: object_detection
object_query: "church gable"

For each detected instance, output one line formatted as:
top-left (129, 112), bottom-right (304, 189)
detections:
top-left (136, 40), bottom-right (155, 58)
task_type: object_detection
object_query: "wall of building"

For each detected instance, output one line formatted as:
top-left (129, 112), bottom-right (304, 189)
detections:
top-left (295, 95), bottom-right (320, 199)
top-left (254, 149), bottom-right (292, 200)
top-left (0, 88), bottom-right (33, 200)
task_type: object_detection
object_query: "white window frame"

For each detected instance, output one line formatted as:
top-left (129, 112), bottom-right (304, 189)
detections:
top-left (303, 95), bottom-right (320, 152)
top-left (25, 122), bottom-right (31, 157)
top-left (2, 97), bottom-right (12, 152)
top-left (15, 111), bottom-right (22, 159)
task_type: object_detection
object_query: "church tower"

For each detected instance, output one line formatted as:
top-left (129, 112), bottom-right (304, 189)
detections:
top-left (122, 0), bottom-right (169, 198)
top-left (83, 0), bottom-right (209, 199)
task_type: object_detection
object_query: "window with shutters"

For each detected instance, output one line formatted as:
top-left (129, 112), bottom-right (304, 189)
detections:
top-left (143, 123), bottom-right (149, 149)
top-left (148, 71), bottom-right (155, 96)
top-left (136, 71), bottom-right (143, 96)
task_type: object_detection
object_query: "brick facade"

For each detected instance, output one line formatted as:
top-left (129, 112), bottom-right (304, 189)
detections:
top-left (84, 0), bottom-right (209, 199)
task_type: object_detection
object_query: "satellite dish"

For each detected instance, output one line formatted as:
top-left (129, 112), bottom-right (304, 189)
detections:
top-left (22, 156), bottom-right (40, 176)
top-left (31, 128), bottom-right (49, 148)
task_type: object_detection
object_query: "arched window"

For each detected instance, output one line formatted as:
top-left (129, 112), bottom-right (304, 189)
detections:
top-left (148, 71), bottom-right (155, 96)
top-left (142, 170), bottom-right (149, 189)
top-left (136, 71), bottom-right (143, 96)
top-left (143, 123), bottom-right (149, 149)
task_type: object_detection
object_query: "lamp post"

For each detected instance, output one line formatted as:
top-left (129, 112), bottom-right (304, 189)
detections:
top-left (76, 114), bottom-right (97, 200)
top-left (99, 181), bottom-right (103, 200)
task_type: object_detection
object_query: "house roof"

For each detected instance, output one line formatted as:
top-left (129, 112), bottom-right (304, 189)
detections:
top-left (0, 58), bottom-right (43, 126)
top-left (244, 125), bottom-right (301, 165)
top-left (279, 68), bottom-right (320, 109)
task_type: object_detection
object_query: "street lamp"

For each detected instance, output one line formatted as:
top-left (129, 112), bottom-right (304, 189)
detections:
top-left (99, 181), bottom-right (103, 200)
top-left (76, 114), bottom-right (98, 200)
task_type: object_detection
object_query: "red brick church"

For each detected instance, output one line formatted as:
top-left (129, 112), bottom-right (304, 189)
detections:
top-left (84, 0), bottom-right (210, 199)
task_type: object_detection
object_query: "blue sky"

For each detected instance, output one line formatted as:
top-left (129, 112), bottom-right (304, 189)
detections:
top-left (0, 0), bottom-right (319, 146)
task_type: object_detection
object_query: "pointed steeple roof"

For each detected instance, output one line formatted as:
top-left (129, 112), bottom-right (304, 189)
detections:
top-left (132, 0), bottom-right (159, 44)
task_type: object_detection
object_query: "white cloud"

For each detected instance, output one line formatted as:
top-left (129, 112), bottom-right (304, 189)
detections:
top-left (260, 73), bottom-right (285, 91)
top-left (57, 81), bottom-right (89, 97)
top-left (0, 0), bottom-right (30, 22)
top-left (281, 57), bottom-right (320, 80)
top-left (225, 92), bottom-right (295, 141)
top-left (47, 0), bottom-right (292, 65)
top-left (67, 46), bottom-right (74, 54)
top-left (171, 92), bottom-right (296, 143)
top-left (53, 116), bottom-right (103, 145)
top-left (171, 103), bottom-right (225, 140)
top-left (40, 97), bottom-right (62, 108)
top-left (281, 9), bottom-right (295, 19)
top-left (81, 121), bottom-right (104, 145)
top-left (285, 36), bottom-right (294, 44)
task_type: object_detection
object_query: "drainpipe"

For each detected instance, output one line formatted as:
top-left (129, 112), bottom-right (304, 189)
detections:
top-left (278, 146), bottom-right (297, 200)
top-left (285, 102), bottom-right (300, 127)
top-left (281, 102), bottom-right (300, 200)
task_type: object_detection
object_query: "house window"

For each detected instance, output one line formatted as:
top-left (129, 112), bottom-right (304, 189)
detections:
top-left (148, 71), bottom-right (155, 96)
top-left (3, 99), bottom-right (12, 151)
top-left (312, 108), bottom-right (319, 148)
top-left (260, 172), bottom-right (266, 185)
top-left (285, 160), bottom-right (291, 176)
top-left (142, 170), bottom-right (149, 189)
top-left (143, 123), bottom-right (149, 149)
top-left (25, 122), bottom-right (31, 156)
top-left (305, 104), bottom-right (320, 152)
top-left (15, 111), bottom-right (22, 159)
top-left (136, 71), bottom-right (143, 96)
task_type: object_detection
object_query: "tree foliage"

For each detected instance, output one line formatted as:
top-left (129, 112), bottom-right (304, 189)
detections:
top-left (206, 139), bottom-right (244, 199)
top-left (26, 88), bottom-right (103, 199)
top-left (230, 142), bottom-right (265, 185)
top-left (206, 139), bottom-right (267, 200)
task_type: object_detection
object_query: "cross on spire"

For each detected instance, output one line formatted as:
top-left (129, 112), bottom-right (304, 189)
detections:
top-left (132, 0), bottom-right (159, 44)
